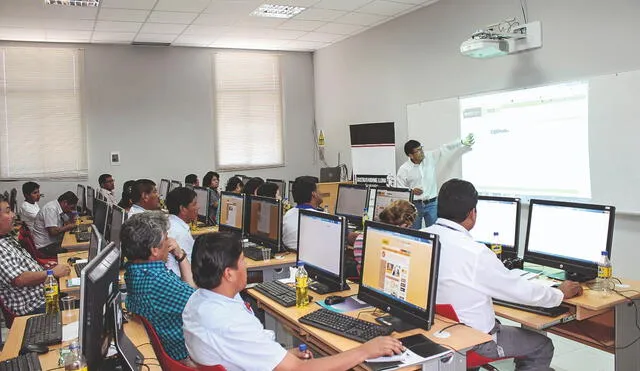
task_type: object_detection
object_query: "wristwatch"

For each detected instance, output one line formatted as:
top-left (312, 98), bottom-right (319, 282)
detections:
top-left (176, 251), bottom-right (187, 263)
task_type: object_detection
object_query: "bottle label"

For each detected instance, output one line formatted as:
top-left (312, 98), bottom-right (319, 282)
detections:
top-left (44, 284), bottom-right (59, 296)
top-left (598, 266), bottom-right (612, 279)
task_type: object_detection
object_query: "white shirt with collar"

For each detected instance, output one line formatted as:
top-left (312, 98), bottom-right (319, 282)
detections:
top-left (166, 214), bottom-right (194, 277)
top-left (32, 200), bottom-right (64, 249)
top-left (18, 201), bottom-right (40, 231)
top-left (396, 140), bottom-right (462, 201)
top-left (99, 187), bottom-right (118, 206)
top-left (282, 207), bottom-right (300, 250)
top-left (424, 218), bottom-right (563, 333)
top-left (183, 289), bottom-right (287, 371)
top-left (128, 204), bottom-right (146, 216)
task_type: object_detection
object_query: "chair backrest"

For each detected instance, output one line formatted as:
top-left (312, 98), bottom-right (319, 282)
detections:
top-left (18, 225), bottom-right (56, 266)
top-left (0, 296), bottom-right (17, 328)
top-left (138, 316), bottom-right (226, 371)
top-left (435, 304), bottom-right (461, 322)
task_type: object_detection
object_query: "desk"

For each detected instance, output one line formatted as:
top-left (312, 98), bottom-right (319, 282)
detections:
top-left (248, 285), bottom-right (490, 371)
top-left (60, 218), bottom-right (93, 250)
top-left (246, 253), bottom-right (297, 281)
top-left (57, 251), bottom-right (124, 296)
top-left (0, 310), bottom-right (161, 370)
top-left (494, 278), bottom-right (640, 370)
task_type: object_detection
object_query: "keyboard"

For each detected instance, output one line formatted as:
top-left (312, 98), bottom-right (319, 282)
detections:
top-left (243, 244), bottom-right (273, 261)
top-left (299, 308), bottom-right (394, 343)
top-left (493, 299), bottom-right (570, 317)
top-left (253, 281), bottom-right (312, 307)
top-left (21, 312), bottom-right (62, 348)
top-left (71, 225), bottom-right (90, 234)
top-left (74, 262), bottom-right (87, 277)
top-left (75, 231), bottom-right (91, 242)
top-left (0, 352), bottom-right (41, 371)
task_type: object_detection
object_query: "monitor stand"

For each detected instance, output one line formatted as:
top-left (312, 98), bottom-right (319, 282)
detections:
top-left (563, 270), bottom-right (596, 283)
top-left (375, 315), bottom-right (417, 333)
top-left (308, 281), bottom-right (350, 295)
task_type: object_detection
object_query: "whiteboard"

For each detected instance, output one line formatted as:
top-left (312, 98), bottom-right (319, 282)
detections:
top-left (407, 70), bottom-right (640, 214)
top-left (351, 145), bottom-right (396, 178)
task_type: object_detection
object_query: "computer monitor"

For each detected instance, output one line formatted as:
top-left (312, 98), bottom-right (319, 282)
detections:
top-left (296, 209), bottom-right (349, 294)
top-left (193, 187), bottom-right (211, 225)
top-left (218, 192), bottom-right (245, 234)
top-left (371, 186), bottom-right (413, 222)
top-left (265, 178), bottom-right (286, 198)
top-left (159, 179), bottom-right (170, 201)
top-left (109, 205), bottom-right (126, 246)
top-left (320, 166), bottom-right (341, 182)
top-left (358, 221), bottom-right (441, 331)
top-left (86, 186), bottom-right (95, 217)
top-left (335, 184), bottom-right (369, 225)
top-left (523, 199), bottom-right (615, 282)
top-left (247, 195), bottom-right (282, 252)
top-left (287, 180), bottom-right (294, 203)
top-left (76, 184), bottom-right (86, 214)
top-left (470, 196), bottom-right (521, 260)
top-left (169, 180), bottom-right (182, 193)
top-left (88, 224), bottom-right (103, 261)
top-left (93, 198), bottom-right (110, 236)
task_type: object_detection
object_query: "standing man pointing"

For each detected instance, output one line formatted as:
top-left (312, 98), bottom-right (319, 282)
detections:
top-left (397, 134), bottom-right (475, 229)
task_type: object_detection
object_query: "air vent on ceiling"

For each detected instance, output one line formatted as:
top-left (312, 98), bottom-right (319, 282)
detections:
top-left (131, 41), bottom-right (172, 47)
top-left (45, 0), bottom-right (100, 7)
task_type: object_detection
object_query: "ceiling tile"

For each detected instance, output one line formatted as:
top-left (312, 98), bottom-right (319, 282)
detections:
top-left (265, 29), bottom-right (307, 40)
top-left (284, 40), bottom-right (329, 50)
top-left (98, 8), bottom-right (150, 22)
top-left (147, 11), bottom-right (199, 24)
top-left (173, 35), bottom-right (218, 46)
top-left (314, 22), bottom-right (364, 35)
top-left (0, 17), bottom-right (44, 29)
top-left (293, 8), bottom-right (346, 21)
top-left (394, 0), bottom-right (436, 4)
top-left (182, 25), bottom-right (230, 37)
top-left (101, 0), bottom-right (157, 10)
top-left (335, 11), bottom-right (386, 25)
top-left (357, 0), bottom-right (414, 16)
top-left (234, 16), bottom-right (287, 29)
top-left (270, 0), bottom-right (320, 6)
top-left (139, 23), bottom-right (187, 34)
top-left (0, 27), bottom-right (46, 42)
top-left (278, 20), bottom-right (324, 31)
top-left (154, 0), bottom-right (211, 13)
top-left (95, 21), bottom-right (143, 33)
top-left (297, 31), bottom-right (343, 42)
top-left (92, 31), bottom-right (137, 42)
top-left (204, 1), bottom-right (261, 15)
top-left (42, 19), bottom-right (95, 30)
top-left (313, 0), bottom-right (372, 11)
top-left (134, 33), bottom-right (178, 43)
top-left (193, 13), bottom-right (239, 27)
top-left (45, 30), bottom-right (92, 42)
top-left (211, 37), bottom-right (287, 51)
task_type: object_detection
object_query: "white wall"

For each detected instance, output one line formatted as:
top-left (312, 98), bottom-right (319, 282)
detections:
top-left (1, 43), bottom-right (318, 201)
top-left (313, 0), bottom-right (640, 279)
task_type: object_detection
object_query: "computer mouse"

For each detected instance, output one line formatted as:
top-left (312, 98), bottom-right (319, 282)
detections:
top-left (67, 257), bottom-right (79, 264)
top-left (324, 295), bottom-right (346, 306)
top-left (20, 343), bottom-right (49, 355)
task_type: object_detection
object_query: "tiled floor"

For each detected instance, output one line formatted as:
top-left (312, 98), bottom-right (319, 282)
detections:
top-left (490, 317), bottom-right (614, 371)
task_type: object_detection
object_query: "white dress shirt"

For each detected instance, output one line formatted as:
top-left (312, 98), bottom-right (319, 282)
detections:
top-left (396, 140), bottom-right (462, 201)
top-left (166, 214), bottom-right (194, 277)
top-left (99, 187), bottom-right (118, 205)
top-left (18, 201), bottom-right (40, 231)
top-left (128, 204), bottom-right (146, 216)
top-left (32, 200), bottom-right (64, 249)
top-left (282, 207), bottom-right (300, 250)
top-left (183, 289), bottom-right (287, 371)
top-left (424, 218), bottom-right (563, 333)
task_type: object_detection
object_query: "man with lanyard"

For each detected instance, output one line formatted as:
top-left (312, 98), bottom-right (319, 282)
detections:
top-left (396, 134), bottom-right (474, 229)
top-left (128, 179), bottom-right (161, 216)
top-left (282, 176), bottom-right (323, 250)
top-left (424, 179), bottom-right (582, 370)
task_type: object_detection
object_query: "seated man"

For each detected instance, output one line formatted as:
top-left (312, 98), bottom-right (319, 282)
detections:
top-left (183, 233), bottom-right (403, 370)
top-left (282, 176), bottom-right (323, 250)
top-left (0, 197), bottom-right (70, 316)
top-left (128, 179), bottom-right (161, 216)
top-left (166, 187), bottom-right (198, 285)
top-left (121, 211), bottom-right (196, 366)
top-left (98, 173), bottom-right (118, 205)
top-left (185, 174), bottom-right (199, 188)
top-left (32, 191), bottom-right (78, 258)
top-left (18, 181), bottom-right (41, 231)
top-left (424, 179), bottom-right (582, 371)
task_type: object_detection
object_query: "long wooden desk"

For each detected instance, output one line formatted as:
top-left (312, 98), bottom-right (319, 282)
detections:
top-left (494, 278), bottom-right (640, 370)
top-left (60, 217), bottom-right (93, 250)
top-left (249, 285), bottom-right (490, 371)
top-left (57, 251), bottom-right (124, 295)
top-left (0, 310), bottom-right (161, 370)
top-left (246, 253), bottom-right (297, 281)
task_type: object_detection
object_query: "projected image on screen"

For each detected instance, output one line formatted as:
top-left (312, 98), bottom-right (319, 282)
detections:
top-left (460, 82), bottom-right (590, 198)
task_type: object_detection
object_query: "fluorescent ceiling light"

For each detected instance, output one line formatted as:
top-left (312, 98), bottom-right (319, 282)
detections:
top-left (250, 4), bottom-right (306, 19)
top-left (45, 0), bottom-right (100, 6)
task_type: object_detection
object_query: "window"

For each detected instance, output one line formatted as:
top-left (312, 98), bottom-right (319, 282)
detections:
top-left (0, 47), bottom-right (86, 179)
top-left (213, 52), bottom-right (284, 170)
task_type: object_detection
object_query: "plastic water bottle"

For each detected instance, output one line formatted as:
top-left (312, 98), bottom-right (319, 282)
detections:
top-left (64, 341), bottom-right (88, 371)
top-left (362, 207), bottom-right (369, 231)
top-left (490, 232), bottom-right (502, 260)
top-left (323, 204), bottom-right (329, 213)
top-left (295, 263), bottom-right (309, 308)
top-left (44, 270), bottom-right (60, 314)
top-left (596, 251), bottom-right (612, 294)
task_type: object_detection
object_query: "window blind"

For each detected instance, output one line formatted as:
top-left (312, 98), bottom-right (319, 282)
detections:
top-left (0, 47), bottom-right (86, 179)
top-left (213, 52), bottom-right (284, 170)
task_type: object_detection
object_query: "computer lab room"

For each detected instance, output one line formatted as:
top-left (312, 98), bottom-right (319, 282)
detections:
top-left (0, 0), bottom-right (639, 370)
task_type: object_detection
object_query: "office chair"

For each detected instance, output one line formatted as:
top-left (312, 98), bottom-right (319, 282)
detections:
top-left (138, 316), bottom-right (226, 371)
top-left (0, 296), bottom-right (17, 329)
top-left (17, 225), bottom-right (57, 267)
top-left (435, 304), bottom-right (513, 371)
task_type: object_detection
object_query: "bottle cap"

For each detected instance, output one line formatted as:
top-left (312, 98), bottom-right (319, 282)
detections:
top-left (298, 344), bottom-right (307, 352)
top-left (493, 231), bottom-right (499, 236)
top-left (297, 262), bottom-right (304, 267)
top-left (601, 251), bottom-right (608, 256)
top-left (46, 269), bottom-right (53, 275)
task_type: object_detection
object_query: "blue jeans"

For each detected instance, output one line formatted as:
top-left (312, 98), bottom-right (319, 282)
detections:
top-left (411, 199), bottom-right (438, 229)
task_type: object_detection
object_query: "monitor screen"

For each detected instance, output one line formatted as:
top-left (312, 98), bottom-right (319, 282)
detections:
top-left (77, 184), bottom-right (86, 213)
top-left (266, 179), bottom-right (286, 198)
top-left (524, 199), bottom-right (615, 279)
top-left (297, 210), bottom-right (344, 277)
top-left (247, 195), bottom-right (281, 250)
top-left (372, 187), bottom-right (413, 222)
top-left (193, 187), bottom-right (210, 223)
top-left (358, 221), bottom-right (440, 330)
top-left (159, 179), bottom-right (170, 201)
top-left (169, 180), bottom-right (182, 193)
top-left (335, 184), bottom-right (369, 221)
top-left (86, 186), bottom-right (95, 215)
top-left (109, 206), bottom-right (125, 248)
top-left (470, 196), bottom-right (521, 255)
top-left (219, 192), bottom-right (245, 233)
top-left (93, 199), bottom-right (109, 236)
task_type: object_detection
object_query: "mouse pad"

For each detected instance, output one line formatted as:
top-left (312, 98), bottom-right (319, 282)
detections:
top-left (400, 334), bottom-right (451, 359)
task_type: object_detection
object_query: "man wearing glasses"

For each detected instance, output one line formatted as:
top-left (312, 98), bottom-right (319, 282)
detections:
top-left (396, 134), bottom-right (475, 229)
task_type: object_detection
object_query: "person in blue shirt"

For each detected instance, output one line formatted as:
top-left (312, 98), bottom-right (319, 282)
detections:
top-left (121, 211), bottom-right (196, 367)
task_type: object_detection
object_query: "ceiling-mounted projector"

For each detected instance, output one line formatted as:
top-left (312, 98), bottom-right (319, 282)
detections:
top-left (461, 20), bottom-right (542, 59)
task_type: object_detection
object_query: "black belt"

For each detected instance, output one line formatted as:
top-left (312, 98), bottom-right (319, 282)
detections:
top-left (413, 197), bottom-right (437, 204)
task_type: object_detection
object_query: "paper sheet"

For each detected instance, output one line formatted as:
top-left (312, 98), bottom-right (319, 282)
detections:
top-left (62, 321), bottom-right (79, 342)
